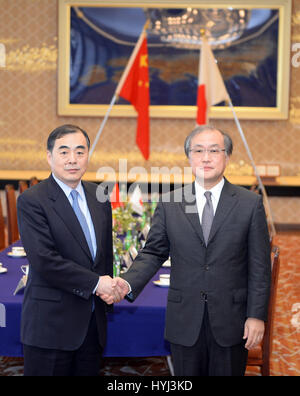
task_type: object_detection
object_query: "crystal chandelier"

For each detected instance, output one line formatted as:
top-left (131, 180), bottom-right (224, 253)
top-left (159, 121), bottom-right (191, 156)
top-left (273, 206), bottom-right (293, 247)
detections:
top-left (145, 8), bottom-right (251, 49)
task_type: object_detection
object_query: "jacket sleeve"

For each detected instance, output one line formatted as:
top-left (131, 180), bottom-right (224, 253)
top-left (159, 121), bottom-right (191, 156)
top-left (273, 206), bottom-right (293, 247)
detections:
top-left (246, 195), bottom-right (271, 321)
top-left (121, 201), bottom-right (170, 301)
top-left (105, 201), bottom-right (114, 277)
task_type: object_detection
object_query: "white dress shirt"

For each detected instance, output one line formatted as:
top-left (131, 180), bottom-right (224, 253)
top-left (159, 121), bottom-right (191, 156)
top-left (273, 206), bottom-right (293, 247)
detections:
top-left (195, 178), bottom-right (225, 224)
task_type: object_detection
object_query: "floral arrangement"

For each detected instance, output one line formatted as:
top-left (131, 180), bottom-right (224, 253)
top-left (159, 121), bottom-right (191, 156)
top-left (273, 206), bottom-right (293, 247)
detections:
top-left (112, 201), bottom-right (157, 276)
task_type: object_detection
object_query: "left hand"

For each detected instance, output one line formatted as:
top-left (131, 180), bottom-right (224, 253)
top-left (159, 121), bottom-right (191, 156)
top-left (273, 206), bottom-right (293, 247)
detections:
top-left (243, 318), bottom-right (265, 350)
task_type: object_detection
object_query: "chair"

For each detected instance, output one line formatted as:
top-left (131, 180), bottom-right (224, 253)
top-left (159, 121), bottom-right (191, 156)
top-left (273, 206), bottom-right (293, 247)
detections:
top-left (5, 184), bottom-right (19, 245)
top-left (246, 245), bottom-right (280, 376)
top-left (19, 180), bottom-right (28, 194)
top-left (0, 197), bottom-right (6, 250)
top-left (29, 177), bottom-right (39, 187)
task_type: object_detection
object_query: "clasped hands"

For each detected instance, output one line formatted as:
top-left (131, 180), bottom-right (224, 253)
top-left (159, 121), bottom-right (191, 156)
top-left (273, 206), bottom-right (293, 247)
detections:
top-left (95, 275), bottom-right (129, 305)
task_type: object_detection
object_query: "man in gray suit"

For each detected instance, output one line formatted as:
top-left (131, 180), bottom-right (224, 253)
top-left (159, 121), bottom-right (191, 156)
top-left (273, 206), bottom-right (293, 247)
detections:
top-left (114, 125), bottom-right (271, 376)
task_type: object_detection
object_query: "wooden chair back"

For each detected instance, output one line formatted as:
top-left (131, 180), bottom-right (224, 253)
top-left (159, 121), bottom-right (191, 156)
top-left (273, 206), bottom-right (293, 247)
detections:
top-left (29, 177), bottom-right (39, 187)
top-left (0, 197), bottom-right (6, 250)
top-left (247, 245), bottom-right (280, 375)
top-left (5, 184), bottom-right (19, 245)
top-left (19, 180), bottom-right (28, 194)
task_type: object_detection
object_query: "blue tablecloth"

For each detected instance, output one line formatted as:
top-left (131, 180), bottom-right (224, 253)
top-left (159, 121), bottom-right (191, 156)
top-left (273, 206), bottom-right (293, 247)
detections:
top-left (0, 242), bottom-right (170, 357)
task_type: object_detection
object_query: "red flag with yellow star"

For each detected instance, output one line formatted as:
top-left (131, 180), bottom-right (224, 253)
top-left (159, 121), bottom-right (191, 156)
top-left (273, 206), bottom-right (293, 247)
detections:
top-left (116, 30), bottom-right (150, 160)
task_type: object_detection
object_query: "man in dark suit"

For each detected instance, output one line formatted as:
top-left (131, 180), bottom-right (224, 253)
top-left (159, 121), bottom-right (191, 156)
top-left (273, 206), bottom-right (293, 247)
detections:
top-left (116, 125), bottom-right (271, 376)
top-left (17, 124), bottom-right (118, 376)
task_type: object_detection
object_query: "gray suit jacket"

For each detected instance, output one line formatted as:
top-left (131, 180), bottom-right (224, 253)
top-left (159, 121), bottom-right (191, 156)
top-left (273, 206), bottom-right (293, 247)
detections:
top-left (122, 180), bottom-right (271, 347)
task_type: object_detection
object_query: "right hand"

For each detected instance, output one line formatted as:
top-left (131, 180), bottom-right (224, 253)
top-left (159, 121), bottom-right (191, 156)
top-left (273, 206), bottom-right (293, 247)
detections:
top-left (96, 276), bottom-right (129, 304)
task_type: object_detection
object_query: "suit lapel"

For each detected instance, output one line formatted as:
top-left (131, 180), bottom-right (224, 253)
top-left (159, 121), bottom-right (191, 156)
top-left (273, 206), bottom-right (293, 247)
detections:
top-left (179, 180), bottom-right (238, 246)
top-left (83, 182), bottom-right (106, 264)
top-left (179, 183), bottom-right (205, 245)
top-left (208, 179), bottom-right (238, 244)
top-left (47, 176), bottom-right (93, 261)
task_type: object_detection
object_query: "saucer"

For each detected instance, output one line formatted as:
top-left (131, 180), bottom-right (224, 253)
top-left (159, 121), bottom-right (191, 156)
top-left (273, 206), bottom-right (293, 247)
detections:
top-left (7, 252), bottom-right (27, 258)
top-left (153, 280), bottom-right (169, 288)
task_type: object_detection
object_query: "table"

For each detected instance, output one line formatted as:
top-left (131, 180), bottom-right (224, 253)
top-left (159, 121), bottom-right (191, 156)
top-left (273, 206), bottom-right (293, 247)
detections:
top-left (0, 242), bottom-right (171, 358)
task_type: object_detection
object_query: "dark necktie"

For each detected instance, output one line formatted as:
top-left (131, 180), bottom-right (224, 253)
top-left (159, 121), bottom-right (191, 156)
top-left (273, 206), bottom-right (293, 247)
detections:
top-left (202, 191), bottom-right (214, 245)
top-left (71, 190), bottom-right (95, 259)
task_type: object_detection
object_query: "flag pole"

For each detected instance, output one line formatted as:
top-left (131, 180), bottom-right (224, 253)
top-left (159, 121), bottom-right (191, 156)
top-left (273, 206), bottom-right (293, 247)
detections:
top-left (227, 99), bottom-right (276, 237)
top-left (89, 94), bottom-right (117, 160)
top-left (89, 21), bottom-right (149, 161)
top-left (198, 33), bottom-right (276, 237)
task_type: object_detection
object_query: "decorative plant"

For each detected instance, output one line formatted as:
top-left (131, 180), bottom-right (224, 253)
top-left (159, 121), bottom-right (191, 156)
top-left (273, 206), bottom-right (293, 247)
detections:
top-left (111, 200), bottom-right (158, 273)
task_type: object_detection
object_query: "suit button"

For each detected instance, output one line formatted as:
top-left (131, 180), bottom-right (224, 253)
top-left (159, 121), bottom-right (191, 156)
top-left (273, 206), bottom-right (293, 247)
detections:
top-left (201, 292), bottom-right (208, 301)
top-left (205, 266), bottom-right (209, 271)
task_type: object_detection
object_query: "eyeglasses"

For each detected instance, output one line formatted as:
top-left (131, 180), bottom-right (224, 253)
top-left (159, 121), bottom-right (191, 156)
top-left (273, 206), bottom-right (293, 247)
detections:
top-left (189, 148), bottom-right (226, 158)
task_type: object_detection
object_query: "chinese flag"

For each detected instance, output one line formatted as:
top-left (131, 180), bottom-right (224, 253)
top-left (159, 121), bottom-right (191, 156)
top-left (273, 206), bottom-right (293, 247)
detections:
top-left (116, 31), bottom-right (150, 160)
top-left (197, 37), bottom-right (229, 125)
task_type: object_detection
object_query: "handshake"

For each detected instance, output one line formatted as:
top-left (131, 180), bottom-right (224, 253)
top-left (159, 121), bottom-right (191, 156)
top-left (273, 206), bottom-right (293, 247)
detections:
top-left (95, 275), bottom-right (130, 305)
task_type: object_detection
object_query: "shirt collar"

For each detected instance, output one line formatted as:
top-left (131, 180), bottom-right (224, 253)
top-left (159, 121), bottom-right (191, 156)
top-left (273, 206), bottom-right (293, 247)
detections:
top-left (52, 173), bottom-right (84, 200)
top-left (195, 177), bottom-right (225, 200)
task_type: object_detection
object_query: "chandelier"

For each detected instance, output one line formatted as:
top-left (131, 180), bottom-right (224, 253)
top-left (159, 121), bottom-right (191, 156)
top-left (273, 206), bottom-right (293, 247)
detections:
top-left (145, 8), bottom-right (251, 49)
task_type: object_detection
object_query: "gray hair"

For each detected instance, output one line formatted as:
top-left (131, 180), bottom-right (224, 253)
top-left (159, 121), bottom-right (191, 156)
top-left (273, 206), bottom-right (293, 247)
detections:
top-left (184, 125), bottom-right (233, 157)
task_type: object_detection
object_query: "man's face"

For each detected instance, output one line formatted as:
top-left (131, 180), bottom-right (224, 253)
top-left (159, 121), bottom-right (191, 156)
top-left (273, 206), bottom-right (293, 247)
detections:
top-left (188, 129), bottom-right (229, 189)
top-left (47, 132), bottom-right (89, 188)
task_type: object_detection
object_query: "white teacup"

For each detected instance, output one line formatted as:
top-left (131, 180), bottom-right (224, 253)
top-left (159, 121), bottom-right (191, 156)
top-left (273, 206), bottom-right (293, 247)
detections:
top-left (12, 247), bottom-right (25, 256)
top-left (159, 274), bottom-right (170, 285)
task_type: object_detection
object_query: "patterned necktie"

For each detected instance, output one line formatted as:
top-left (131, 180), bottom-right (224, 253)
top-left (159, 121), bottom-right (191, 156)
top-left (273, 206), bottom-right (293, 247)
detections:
top-left (202, 191), bottom-right (214, 246)
top-left (70, 190), bottom-right (95, 259)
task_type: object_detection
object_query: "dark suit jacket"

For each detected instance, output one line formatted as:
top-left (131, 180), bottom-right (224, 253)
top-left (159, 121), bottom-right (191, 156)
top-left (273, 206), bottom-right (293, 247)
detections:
top-left (17, 175), bottom-right (113, 351)
top-left (122, 180), bottom-right (271, 348)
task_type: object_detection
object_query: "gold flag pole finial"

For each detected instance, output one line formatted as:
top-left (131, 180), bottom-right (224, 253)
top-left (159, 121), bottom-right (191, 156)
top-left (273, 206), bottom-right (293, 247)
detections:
top-left (200, 28), bottom-right (206, 38)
